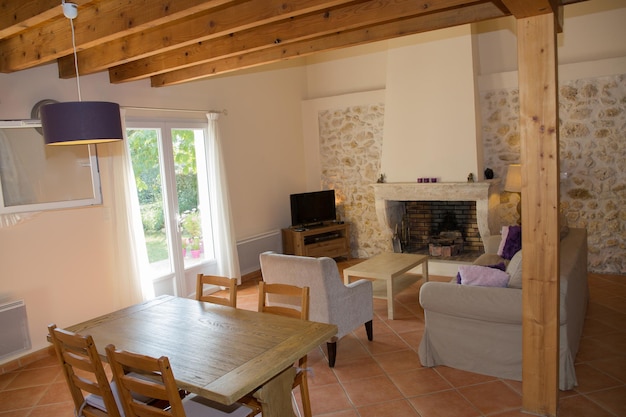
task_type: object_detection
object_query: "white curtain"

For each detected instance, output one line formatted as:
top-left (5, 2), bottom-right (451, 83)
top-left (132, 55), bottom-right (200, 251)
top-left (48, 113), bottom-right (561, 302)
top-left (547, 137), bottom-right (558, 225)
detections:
top-left (108, 109), bottom-right (153, 303)
top-left (205, 112), bottom-right (240, 280)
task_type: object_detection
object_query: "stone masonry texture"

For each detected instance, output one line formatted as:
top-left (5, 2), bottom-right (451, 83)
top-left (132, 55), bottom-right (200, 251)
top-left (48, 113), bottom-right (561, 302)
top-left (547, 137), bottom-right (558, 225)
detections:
top-left (317, 73), bottom-right (625, 274)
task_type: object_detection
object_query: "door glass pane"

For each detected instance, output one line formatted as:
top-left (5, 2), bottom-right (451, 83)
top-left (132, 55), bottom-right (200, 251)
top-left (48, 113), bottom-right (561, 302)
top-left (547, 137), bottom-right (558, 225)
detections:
top-left (173, 128), bottom-right (208, 267)
top-left (127, 128), bottom-right (173, 278)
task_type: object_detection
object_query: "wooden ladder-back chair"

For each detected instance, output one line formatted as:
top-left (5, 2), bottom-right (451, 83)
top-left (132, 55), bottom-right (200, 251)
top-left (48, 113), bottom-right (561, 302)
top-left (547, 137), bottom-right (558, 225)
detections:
top-left (105, 344), bottom-right (253, 417)
top-left (196, 274), bottom-right (237, 308)
top-left (48, 324), bottom-right (122, 417)
top-left (240, 281), bottom-right (311, 417)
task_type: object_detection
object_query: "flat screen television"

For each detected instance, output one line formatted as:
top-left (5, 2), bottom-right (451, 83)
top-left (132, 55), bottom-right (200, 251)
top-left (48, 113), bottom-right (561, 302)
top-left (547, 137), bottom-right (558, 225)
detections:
top-left (290, 190), bottom-right (336, 227)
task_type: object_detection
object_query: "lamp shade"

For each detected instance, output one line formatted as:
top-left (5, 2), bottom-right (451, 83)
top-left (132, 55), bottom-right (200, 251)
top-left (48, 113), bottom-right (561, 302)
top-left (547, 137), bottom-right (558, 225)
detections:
top-left (40, 101), bottom-right (123, 145)
top-left (504, 164), bottom-right (522, 193)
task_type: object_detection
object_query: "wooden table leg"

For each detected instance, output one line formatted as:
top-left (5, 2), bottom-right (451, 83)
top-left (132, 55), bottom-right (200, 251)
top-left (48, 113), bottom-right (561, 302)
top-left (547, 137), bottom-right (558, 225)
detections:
top-left (387, 278), bottom-right (394, 320)
top-left (423, 260), bottom-right (429, 282)
top-left (253, 367), bottom-right (297, 417)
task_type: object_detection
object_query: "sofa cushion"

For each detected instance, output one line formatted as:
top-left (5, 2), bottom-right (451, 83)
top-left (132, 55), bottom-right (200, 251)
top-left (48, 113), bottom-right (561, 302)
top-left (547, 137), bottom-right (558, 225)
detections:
top-left (458, 265), bottom-right (510, 287)
top-left (474, 253), bottom-right (509, 267)
top-left (498, 225), bottom-right (522, 260)
top-left (506, 250), bottom-right (523, 289)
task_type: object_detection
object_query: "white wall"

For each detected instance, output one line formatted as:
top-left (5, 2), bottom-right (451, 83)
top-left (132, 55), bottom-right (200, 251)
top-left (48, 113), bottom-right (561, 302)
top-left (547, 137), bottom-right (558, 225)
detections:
top-left (0, 61), bottom-right (308, 360)
top-left (304, 42), bottom-right (388, 99)
top-left (475, 0), bottom-right (626, 79)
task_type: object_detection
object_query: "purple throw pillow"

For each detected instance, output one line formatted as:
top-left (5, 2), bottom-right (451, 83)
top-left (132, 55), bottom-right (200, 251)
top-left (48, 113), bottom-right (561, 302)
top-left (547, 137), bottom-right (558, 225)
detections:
top-left (458, 265), bottom-right (510, 287)
top-left (501, 225), bottom-right (522, 260)
top-left (489, 262), bottom-right (507, 271)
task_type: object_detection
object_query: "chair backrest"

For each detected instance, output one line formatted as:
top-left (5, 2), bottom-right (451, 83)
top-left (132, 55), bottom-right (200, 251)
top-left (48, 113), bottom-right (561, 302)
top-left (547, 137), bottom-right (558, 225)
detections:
top-left (257, 281), bottom-right (310, 384)
top-left (257, 281), bottom-right (309, 320)
top-left (196, 274), bottom-right (237, 308)
top-left (105, 344), bottom-right (186, 417)
top-left (48, 324), bottom-right (122, 417)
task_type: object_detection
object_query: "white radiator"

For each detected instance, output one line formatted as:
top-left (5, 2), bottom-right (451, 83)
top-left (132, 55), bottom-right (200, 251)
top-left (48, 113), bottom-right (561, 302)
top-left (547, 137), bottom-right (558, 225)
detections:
top-left (0, 300), bottom-right (31, 360)
top-left (237, 230), bottom-right (282, 275)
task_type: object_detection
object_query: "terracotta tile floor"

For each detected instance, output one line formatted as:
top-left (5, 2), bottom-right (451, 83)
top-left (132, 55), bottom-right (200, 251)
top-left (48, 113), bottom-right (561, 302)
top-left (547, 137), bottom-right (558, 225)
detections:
top-left (1, 262), bottom-right (624, 417)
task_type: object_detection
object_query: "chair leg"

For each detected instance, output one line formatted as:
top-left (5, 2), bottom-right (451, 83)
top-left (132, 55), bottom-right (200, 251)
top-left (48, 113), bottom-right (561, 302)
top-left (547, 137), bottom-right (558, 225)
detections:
top-left (299, 372), bottom-right (312, 417)
top-left (326, 341), bottom-right (336, 368)
top-left (365, 320), bottom-right (373, 341)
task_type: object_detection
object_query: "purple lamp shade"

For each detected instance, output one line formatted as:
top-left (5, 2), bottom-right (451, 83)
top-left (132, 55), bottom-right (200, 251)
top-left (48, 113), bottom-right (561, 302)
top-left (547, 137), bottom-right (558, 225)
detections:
top-left (40, 101), bottom-right (123, 145)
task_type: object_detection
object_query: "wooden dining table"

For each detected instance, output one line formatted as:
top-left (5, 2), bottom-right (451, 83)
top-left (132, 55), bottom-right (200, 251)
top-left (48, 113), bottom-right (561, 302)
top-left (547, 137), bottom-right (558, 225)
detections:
top-left (64, 295), bottom-right (337, 417)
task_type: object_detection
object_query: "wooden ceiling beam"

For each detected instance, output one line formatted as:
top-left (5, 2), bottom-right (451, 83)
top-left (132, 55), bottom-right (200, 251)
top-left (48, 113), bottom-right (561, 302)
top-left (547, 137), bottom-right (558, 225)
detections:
top-left (152, 1), bottom-right (507, 87)
top-left (110, 0), bottom-right (477, 83)
top-left (0, 0), bottom-right (92, 39)
top-left (0, 0), bottom-right (236, 73)
top-left (57, 0), bottom-right (359, 78)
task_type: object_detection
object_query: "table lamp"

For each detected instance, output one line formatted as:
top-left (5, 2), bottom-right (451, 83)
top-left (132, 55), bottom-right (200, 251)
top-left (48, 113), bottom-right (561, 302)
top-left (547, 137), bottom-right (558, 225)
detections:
top-left (505, 164), bottom-right (522, 223)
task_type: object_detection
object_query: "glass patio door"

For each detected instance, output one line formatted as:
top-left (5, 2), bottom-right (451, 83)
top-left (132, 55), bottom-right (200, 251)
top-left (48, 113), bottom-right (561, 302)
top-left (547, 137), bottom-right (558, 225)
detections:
top-left (125, 121), bottom-right (215, 297)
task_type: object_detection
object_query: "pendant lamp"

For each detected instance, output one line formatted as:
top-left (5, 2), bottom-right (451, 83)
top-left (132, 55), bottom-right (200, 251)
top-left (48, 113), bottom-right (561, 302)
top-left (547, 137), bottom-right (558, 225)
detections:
top-left (41, 1), bottom-right (123, 146)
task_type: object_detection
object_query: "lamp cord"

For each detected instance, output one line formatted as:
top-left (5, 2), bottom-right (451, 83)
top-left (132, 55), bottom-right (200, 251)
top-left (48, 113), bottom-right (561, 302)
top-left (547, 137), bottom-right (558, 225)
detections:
top-left (69, 15), bottom-right (82, 102)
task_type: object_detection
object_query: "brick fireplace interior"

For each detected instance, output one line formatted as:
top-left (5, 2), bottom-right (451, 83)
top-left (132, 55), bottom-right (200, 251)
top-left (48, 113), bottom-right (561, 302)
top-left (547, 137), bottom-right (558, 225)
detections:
top-left (401, 200), bottom-right (484, 261)
top-left (373, 181), bottom-right (499, 267)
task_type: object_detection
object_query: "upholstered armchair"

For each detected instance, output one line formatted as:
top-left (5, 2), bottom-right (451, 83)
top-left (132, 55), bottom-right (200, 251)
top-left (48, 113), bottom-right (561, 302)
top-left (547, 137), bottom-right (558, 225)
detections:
top-left (259, 252), bottom-right (373, 367)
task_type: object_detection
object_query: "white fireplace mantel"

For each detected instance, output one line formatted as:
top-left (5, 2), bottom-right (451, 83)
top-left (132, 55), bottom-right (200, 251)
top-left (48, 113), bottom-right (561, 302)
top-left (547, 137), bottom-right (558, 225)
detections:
top-left (373, 181), bottom-right (501, 242)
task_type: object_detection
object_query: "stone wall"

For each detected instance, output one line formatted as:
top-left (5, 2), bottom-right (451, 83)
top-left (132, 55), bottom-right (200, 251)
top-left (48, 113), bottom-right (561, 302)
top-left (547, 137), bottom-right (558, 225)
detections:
top-left (317, 73), bottom-right (625, 274)
top-left (480, 73), bottom-right (626, 274)
top-left (318, 104), bottom-right (389, 258)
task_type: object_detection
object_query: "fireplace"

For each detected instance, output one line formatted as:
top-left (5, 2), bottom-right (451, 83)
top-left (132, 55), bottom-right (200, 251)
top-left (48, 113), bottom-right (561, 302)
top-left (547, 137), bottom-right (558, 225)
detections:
top-left (401, 200), bottom-right (483, 260)
top-left (373, 181), bottom-right (501, 261)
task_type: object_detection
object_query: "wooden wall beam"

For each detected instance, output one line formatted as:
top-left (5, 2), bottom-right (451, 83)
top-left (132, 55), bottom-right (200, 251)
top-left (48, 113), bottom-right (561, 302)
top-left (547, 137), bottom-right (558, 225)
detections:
top-left (517, 12), bottom-right (560, 417)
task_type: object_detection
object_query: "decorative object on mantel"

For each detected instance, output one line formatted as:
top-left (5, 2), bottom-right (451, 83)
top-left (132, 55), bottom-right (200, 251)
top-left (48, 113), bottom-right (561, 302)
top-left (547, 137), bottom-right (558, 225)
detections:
top-left (417, 177), bottom-right (438, 183)
top-left (467, 173), bottom-right (474, 182)
top-left (377, 173), bottom-right (386, 183)
top-left (505, 164), bottom-right (522, 224)
top-left (484, 168), bottom-right (494, 180)
top-left (40, 1), bottom-right (123, 146)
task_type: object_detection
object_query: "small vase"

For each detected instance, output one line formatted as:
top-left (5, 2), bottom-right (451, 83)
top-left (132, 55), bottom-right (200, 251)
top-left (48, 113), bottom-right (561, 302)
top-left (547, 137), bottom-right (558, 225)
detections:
top-left (191, 249), bottom-right (201, 258)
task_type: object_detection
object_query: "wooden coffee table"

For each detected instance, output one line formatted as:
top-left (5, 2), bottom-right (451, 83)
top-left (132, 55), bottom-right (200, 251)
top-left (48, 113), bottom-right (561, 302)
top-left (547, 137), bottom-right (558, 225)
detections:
top-left (343, 252), bottom-right (429, 319)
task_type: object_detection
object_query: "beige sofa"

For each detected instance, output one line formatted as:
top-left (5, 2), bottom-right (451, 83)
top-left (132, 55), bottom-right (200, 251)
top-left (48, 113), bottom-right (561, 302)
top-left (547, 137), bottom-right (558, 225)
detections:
top-left (418, 227), bottom-right (588, 390)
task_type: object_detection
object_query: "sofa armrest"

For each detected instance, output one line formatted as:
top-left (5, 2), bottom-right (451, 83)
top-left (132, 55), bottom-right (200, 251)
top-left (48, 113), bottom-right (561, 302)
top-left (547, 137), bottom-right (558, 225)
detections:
top-left (419, 282), bottom-right (522, 324)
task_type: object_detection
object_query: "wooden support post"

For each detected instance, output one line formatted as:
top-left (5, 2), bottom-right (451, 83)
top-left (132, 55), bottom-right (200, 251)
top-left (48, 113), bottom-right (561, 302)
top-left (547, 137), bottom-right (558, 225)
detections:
top-left (517, 12), bottom-right (561, 416)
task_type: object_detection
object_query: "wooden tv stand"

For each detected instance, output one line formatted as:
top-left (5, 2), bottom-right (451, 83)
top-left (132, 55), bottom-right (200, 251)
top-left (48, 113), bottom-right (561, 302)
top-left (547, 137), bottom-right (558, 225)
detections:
top-left (282, 222), bottom-right (351, 259)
